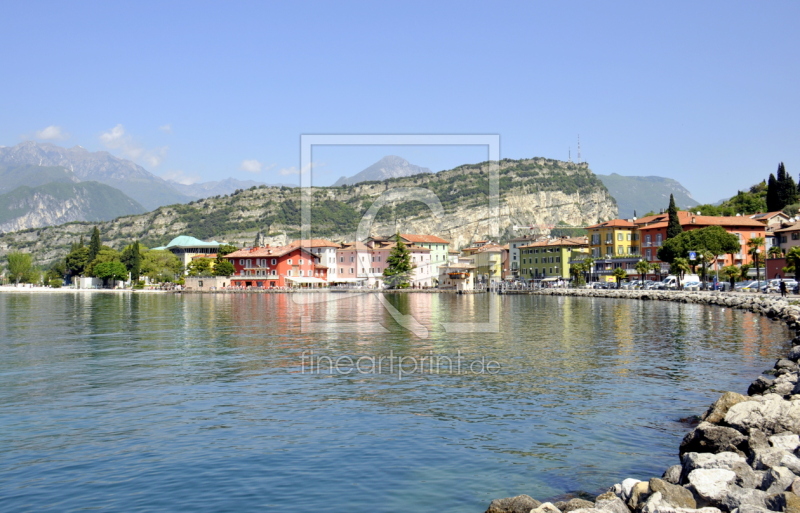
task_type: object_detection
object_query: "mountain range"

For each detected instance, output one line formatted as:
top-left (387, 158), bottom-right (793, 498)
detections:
top-left (0, 158), bottom-right (618, 263)
top-left (596, 173), bottom-right (699, 219)
top-left (0, 142), bottom-right (193, 210)
top-left (166, 178), bottom-right (296, 199)
top-left (332, 155), bottom-right (432, 186)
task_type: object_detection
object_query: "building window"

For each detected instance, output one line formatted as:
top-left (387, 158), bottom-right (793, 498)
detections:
top-left (645, 234), bottom-right (651, 243)
top-left (272, 258), bottom-right (277, 265)
top-left (350, 256), bottom-right (354, 263)
top-left (340, 268), bottom-right (344, 274)
top-left (271, 269), bottom-right (277, 276)
top-left (239, 259), bottom-right (244, 265)
top-left (287, 259), bottom-right (292, 265)
top-left (299, 270), bottom-right (304, 277)
top-left (350, 267), bottom-right (354, 274)
top-left (299, 259), bottom-right (304, 265)
top-left (656, 234), bottom-right (662, 244)
top-left (646, 249), bottom-right (651, 260)
top-left (783, 236), bottom-right (788, 243)
top-left (340, 257), bottom-right (344, 263)
top-left (793, 233), bottom-right (799, 241)
top-left (618, 233), bottom-right (623, 241)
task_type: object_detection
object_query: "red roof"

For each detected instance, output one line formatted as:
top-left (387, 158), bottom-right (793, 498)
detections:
top-left (519, 237), bottom-right (589, 249)
top-left (400, 234), bottom-right (450, 244)
top-left (586, 219), bottom-right (636, 229)
top-left (288, 239), bottom-right (341, 248)
top-left (637, 211), bottom-right (765, 229)
top-left (225, 245), bottom-right (317, 259)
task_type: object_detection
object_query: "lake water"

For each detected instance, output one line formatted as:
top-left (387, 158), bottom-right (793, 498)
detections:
top-left (0, 292), bottom-right (791, 512)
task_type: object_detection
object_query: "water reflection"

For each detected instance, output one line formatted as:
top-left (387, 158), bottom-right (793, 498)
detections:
top-left (0, 292), bottom-right (791, 513)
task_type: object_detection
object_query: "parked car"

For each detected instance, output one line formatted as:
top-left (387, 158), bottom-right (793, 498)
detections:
top-left (683, 281), bottom-right (701, 291)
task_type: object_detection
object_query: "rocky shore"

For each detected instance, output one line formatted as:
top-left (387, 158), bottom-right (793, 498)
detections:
top-left (486, 289), bottom-right (800, 513)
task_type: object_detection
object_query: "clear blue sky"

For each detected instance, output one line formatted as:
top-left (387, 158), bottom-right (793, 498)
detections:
top-left (1, 1), bottom-right (798, 204)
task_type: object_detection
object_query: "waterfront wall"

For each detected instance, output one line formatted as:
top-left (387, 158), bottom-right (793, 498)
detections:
top-left (486, 289), bottom-right (800, 513)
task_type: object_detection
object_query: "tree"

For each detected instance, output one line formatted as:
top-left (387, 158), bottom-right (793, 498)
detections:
top-left (141, 250), bottom-right (183, 283)
top-left (121, 241), bottom-right (144, 282)
top-left (635, 259), bottom-right (650, 279)
top-left (721, 265), bottom-right (741, 283)
top-left (213, 258), bottom-right (235, 277)
top-left (5, 252), bottom-right (33, 285)
top-left (667, 194), bottom-right (683, 239)
top-left (65, 244), bottom-right (90, 277)
top-left (383, 234), bottom-right (413, 289)
top-left (612, 267), bottom-right (627, 289)
top-left (777, 162), bottom-right (798, 209)
top-left (651, 262), bottom-right (662, 282)
top-left (786, 247), bottom-right (800, 280)
top-left (187, 258), bottom-right (214, 276)
top-left (768, 245), bottom-right (784, 258)
top-left (86, 248), bottom-right (122, 277)
top-left (670, 257), bottom-right (691, 289)
top-left (747, 236), bottom-right (765, 285)
top-left (217, 244), bottom-right (238, 257)
top-left (767, 173), bottom-right (781, 212)
top-left (88, 226), bottom-right (102, 262)
top-left (94, 261), bottom-right (129, 287)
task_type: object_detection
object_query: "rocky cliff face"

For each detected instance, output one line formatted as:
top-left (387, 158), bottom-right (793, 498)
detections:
top-left (0, 158), bottom-right (617, 263)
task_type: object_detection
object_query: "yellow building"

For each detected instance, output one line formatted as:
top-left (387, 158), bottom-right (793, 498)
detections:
top-left (586, 219), bottom-right (639, 258)
top-left (463, 243), bottom-right (507, 285)
top-left (518, 237), bottom-right (589, 280)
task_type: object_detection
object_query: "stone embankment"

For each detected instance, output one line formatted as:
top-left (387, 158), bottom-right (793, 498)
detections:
top-left (486, 289), bottom-right (800, 513)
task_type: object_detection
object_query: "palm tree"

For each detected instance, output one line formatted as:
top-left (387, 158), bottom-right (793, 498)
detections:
top-left (670, 257), bottom-right (691, 289)
top-left (612, 267), bottom-right (628, 289)
top-left (768, 246), bottom-right (784, 259)
top-left (650, 262), bottom-right (662, 283)
top-left (747, 237), bottom-right (766, 288)
top-left (635, 259), bottom-right (650, 280)
top-left (786, 247), bottom-right (800, 280)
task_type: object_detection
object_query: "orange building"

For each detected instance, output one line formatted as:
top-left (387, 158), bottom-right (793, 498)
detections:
top-left (635, 211), bottom-right (766, 268)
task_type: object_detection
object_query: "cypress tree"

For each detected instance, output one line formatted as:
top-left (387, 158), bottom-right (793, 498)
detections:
top-left (666, 194), bottom-right (683, 239)
top-left (131, 241), bottom-right (142, 282)
top-left (778, 162), bottom-right (798, 209)
top-left (88, 226), bottom-right (102, 262)
top-left (767, 173), bottom-right (780, 211)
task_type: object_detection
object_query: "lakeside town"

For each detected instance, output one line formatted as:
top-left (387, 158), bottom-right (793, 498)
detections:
top-left (4, 194), bottom-right (800, 294)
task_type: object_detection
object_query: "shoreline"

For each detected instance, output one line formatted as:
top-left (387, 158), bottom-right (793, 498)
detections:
top-left (486, 289), bottom-right (800, 513)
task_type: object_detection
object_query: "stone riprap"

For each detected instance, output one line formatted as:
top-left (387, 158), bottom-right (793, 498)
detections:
top-left (486, 289), bottom-right (800, 513)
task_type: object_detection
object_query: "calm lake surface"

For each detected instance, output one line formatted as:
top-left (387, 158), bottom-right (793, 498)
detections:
top-left (0, 292), bottom-right (791, 512)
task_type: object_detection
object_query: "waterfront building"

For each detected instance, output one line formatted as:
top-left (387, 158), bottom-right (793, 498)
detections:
top-left (518, 237), bottom-right (589, 280)
top-left (287, 239), bottom-right (340, 281)
top-left (337, 240), bottom-right (434, 287)
top-left (468, 243), bottom-right (507, 285)
top-left (438, 262), bottom-right (476, 291)
top-left (635, 211), bottom-right (766, 268)
top-left (507, 235), bottom-right (538, 278)
top-left (398, 234), bottom-right (450, 278)
top-left (586, 219), bottom-right (639, 258)
top-left (225, 245), bottom-right (326, 288)
top-left (153, 235), bottom-right (222, 269)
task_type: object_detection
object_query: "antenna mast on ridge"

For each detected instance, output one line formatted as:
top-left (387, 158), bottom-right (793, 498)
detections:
top-left (577, 135), bottom-right (582, 163)
top-left (568, 147), bottom-right (572, 163)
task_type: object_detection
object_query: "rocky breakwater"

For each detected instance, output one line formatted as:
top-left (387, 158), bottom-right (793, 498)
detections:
top-left (485, 290), bottom-right (800, 513)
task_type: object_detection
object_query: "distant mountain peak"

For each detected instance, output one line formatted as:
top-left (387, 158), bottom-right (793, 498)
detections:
top-left (333, 155), bottom-right (432, 186)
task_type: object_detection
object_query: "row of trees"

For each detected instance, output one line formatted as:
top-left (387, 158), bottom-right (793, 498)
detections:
top-left (2, 226), bottom-right (240, 288)
top-left (766, 162), bottom-right (798, 213)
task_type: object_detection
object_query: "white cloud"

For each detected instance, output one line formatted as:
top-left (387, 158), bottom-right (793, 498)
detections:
top-left (34, 125), bottom-right (69, 141)
top-left (278, 162), bottom-right (320, 176)
top-left (159, 124), bottom-right (172, 134)
top-left (99, 124), bottom-right (168, 168)
top-left (240, 159), bottom-right (263, 173)
top-left (161, 169), bottom-right (201, 185)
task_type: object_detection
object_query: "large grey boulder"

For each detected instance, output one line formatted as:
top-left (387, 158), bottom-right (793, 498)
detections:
top-left (748, 377), bottom-right (774, 396)
top-left (770, 433), bottom-right (800, 452)
top-left (725, 394), bottom-right (800, 435)
top-left (648, 478), bottom-right (696, 509)
top-left (662, 466), bottom-right (682, 485)
top-left (531, 502), bottom-right (562, 513)
top-left (628, 481), bottom-right (651, 511)
top-left (702, 392), bottom-right (748, 424)
top-left (687, 469), bottom-right (737, 505)
top-left (750, 447), bottom-right (790, 470)
top-left (680, 423), bottom-right (747, 455)
top-left (683, 452), bottom-right (747, 473)
top-left (729, 462), bottom-right (764, 490)
top-left (787, 346), bottom-right (800, 362)
top-left (641, 492), bottom-right (721, 513)
top-left (716, 486), bottom-right (770, 511)
top-left (485, 494), bottom-right (541, 513)
top-left (781, 453), bottom-right (800, 475)
top-left (595, 491), bottom-right (632, 513)
top-left (620, 479), bottom-right (642, 502)
top-left (555, 498), bottom-right (595, 512)
top-left (762, 466), bottom-right (797, 494)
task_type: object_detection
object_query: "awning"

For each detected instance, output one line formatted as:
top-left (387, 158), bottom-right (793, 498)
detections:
top-left (329, 278), bottom-right (368, 283)
top-left (286, 277), bottom-right (328, 284)
top-left (541, 277), bottom-right (560, 282)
